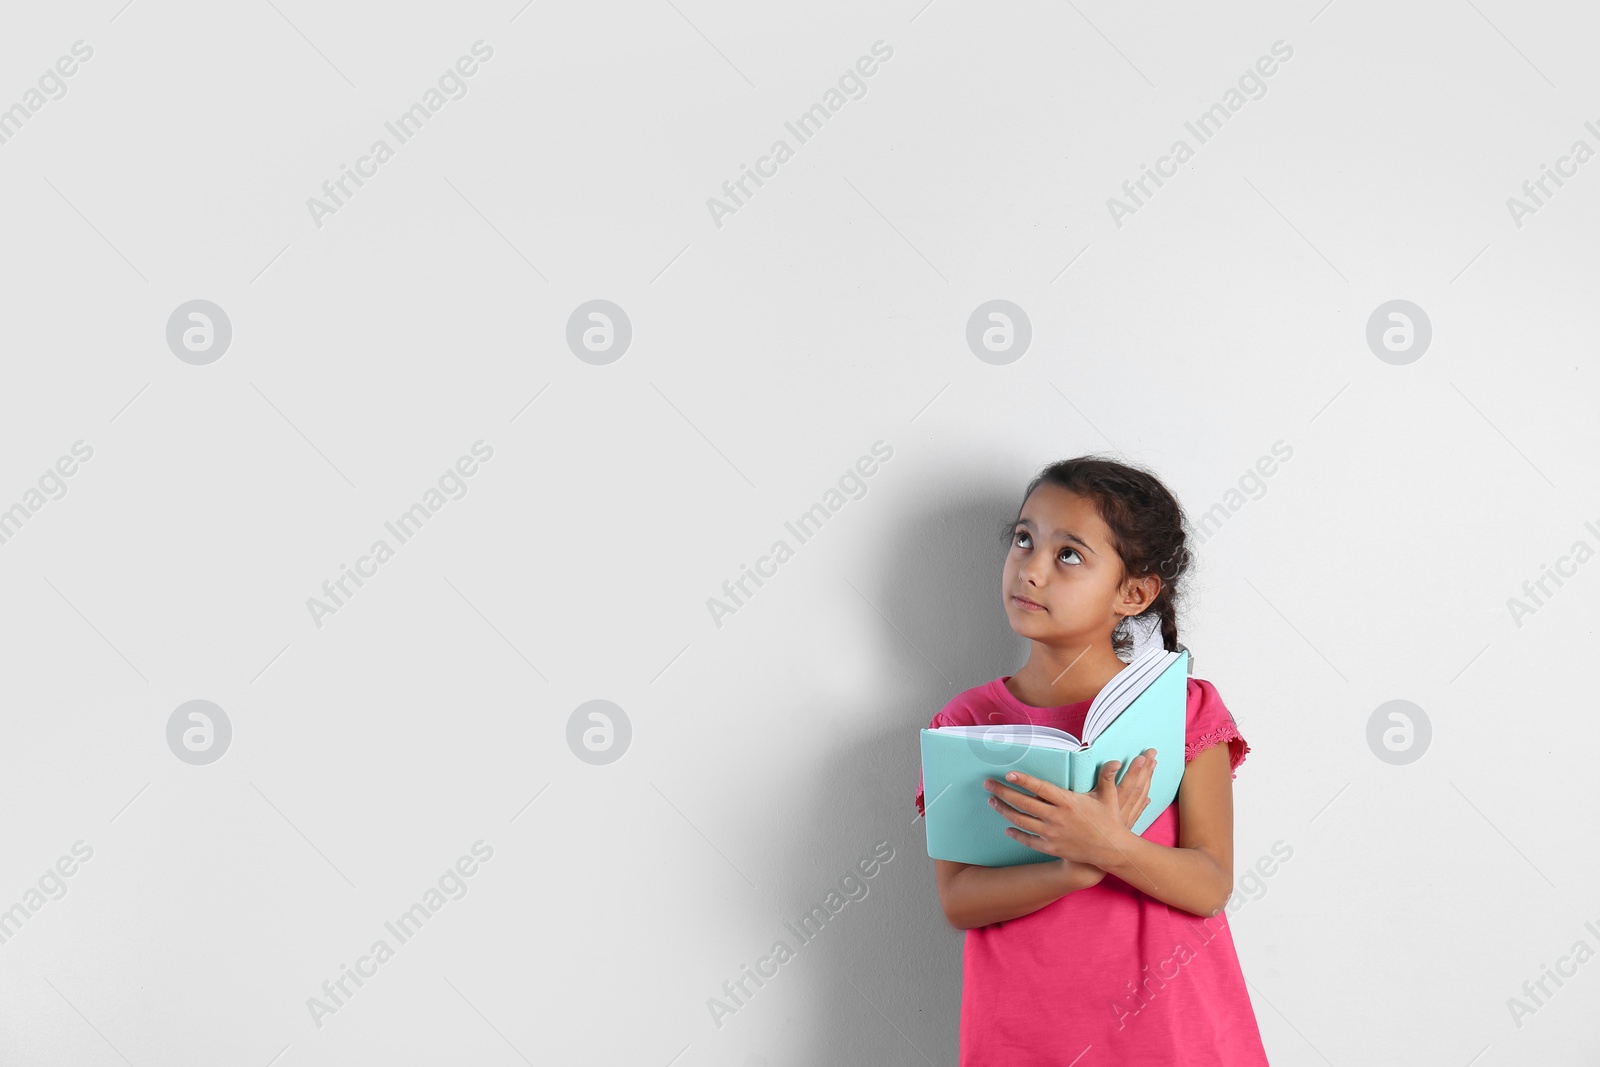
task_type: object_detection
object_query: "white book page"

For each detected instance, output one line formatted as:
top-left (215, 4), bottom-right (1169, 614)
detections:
top-left (932, 724), bottom-right (1083, 751)
top-left (1081, 648), bottom-right (1181, 744)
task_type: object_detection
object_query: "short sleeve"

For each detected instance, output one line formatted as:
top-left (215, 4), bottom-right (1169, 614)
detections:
top-left (1184, 678), bottom-right (1249, 780)
top-left (913, 710), bottom-right (954, 817)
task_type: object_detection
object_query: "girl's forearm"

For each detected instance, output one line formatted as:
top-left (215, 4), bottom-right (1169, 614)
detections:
top-left (941, 858), bottom-right (1101, 929)
top-left (1096, 833), bottom-right (1231, 917)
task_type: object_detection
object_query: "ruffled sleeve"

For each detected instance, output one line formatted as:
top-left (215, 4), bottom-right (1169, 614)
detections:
top-left (1184, 678), bottom-right (1249, 780)
top-left (913, 710), bottom-right (953, 817)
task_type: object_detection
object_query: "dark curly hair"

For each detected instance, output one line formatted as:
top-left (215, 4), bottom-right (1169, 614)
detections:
top-left (998, 454), bottom-right (1192, 663)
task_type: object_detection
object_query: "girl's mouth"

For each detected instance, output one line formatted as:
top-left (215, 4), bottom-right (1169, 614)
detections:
top-left (1012, 595), bottom-right (1046, 611)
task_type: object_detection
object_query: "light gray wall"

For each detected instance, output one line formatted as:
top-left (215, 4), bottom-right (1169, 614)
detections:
top-left (0, 1), bottom-right (1595, 1065)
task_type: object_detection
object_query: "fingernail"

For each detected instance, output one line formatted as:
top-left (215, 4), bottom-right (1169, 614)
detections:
top-left (1006, 772), bottom-right (1017, 781)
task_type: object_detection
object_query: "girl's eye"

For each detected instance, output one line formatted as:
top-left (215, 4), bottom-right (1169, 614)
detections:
top-left (1014, 530), bottom-right (1082, 565)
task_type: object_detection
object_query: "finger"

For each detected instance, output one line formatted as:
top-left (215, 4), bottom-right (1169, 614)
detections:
top-left (1134, 752), bottom-right (1157, 793)
top-left (1114, 754), bottom-right (1154, 825)
top-left (1115, 764), bottom-right (1140, 806)
top-left (988, 793), bottom-right (1047, 834)
top-left (1004, 825), bottom-right (1044, 851)
top-left (1094, 761), bottom-right (1123, 804)
top-left (986, 780), bottom-right (1051, 817)
top-left (1112, 753), bottom-right (1152, 785)
top-left (995, 770), bottom-right (1066, 803)
top-left (1116, 753), bottom-right (1149, 779)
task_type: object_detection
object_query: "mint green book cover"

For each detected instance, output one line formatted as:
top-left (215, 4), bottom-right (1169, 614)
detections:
top-left (919, 651), bottom-right (1189, 867)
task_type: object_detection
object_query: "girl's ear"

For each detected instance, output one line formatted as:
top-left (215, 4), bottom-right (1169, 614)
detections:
top-left (1120, 572), bottom-right (1162, 613)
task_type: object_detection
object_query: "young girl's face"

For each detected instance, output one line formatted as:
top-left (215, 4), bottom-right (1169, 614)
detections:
top-left (1003, 483), bottom-right (1144, 643)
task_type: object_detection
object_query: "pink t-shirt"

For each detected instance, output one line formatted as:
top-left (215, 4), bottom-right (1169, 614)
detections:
top-left (914, 675), bottom-right (1268, 1066)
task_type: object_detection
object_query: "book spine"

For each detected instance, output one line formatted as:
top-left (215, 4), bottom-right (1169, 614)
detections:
top-left (1069, 749), bottom-right (1091, 793)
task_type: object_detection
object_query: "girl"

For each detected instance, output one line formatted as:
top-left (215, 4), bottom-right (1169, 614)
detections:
top-left (914, 456), bottom-right (1268, 1065)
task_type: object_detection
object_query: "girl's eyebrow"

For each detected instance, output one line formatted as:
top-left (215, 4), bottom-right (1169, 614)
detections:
top-left (1015, 518), bottom-right (1097, 555)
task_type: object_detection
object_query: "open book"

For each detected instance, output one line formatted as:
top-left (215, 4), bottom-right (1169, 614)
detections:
top-left (919, 648), bottom-right (1189, 867)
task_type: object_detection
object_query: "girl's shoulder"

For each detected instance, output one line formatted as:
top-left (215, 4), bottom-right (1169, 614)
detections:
top-left (923, 678), bottom-right (1006, 729)
top-left (1184, 676), bottom-right (1249, 778)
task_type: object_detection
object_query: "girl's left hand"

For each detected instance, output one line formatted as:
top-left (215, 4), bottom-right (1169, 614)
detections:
top-left (984, 766), bottom-right (1135, 870)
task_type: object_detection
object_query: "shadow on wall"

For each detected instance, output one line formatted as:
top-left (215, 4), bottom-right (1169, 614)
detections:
top-left (771, 483), bottom-right (1023, 1066)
